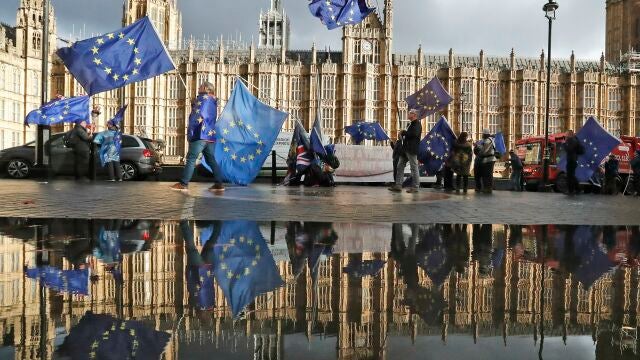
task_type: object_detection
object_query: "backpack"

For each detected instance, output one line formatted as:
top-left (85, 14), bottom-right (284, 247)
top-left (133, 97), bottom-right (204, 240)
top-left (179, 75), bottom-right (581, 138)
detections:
top-left (63, 130), bottom-right (75, 148)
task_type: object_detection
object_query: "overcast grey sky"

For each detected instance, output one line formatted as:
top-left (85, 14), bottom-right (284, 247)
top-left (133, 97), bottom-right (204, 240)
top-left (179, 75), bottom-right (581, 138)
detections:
top-left (0, 0), bottom-right (606, 60)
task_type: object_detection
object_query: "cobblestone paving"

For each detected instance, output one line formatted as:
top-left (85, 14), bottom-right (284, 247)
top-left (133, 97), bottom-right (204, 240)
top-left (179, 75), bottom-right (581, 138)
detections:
top-left (0, 179), bottom-right (638, 225)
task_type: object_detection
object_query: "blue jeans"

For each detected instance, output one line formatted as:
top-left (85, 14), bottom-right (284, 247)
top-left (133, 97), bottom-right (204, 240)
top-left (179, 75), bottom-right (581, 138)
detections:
top-left (180, 140), bottom-right (223, 186)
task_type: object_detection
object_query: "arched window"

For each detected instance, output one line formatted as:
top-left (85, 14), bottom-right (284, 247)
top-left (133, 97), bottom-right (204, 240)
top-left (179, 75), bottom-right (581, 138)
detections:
top-left (32, 32), bottom-right (41, 51)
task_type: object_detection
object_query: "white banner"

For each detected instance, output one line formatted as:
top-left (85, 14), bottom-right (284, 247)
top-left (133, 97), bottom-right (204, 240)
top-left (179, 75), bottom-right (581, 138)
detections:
top-left (333, 144), bottom-right (395, 183)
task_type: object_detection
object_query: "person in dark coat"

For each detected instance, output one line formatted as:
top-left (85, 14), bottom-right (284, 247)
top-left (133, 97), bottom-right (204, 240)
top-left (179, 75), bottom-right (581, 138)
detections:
top-left (389, 109), bottom-right (422, 193)
top-left (631, 149), bottom-right (640, 196)
top-left (564, 129), bottom-right (583, 195)
top-left (390, 138), bottom-right (404, 186)
top-left (603, 154), bottom-right (619, 195)
top-left (70, 120), bottom-right (93, 182)
top-left (450, 132), bottom-right (473, 193)
top-left (508, 149), bottom-right (524, 191)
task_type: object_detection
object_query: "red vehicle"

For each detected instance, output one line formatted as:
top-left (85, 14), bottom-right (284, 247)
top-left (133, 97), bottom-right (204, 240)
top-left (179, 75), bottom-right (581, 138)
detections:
top-left (516, 133), bottom-right (640, 192)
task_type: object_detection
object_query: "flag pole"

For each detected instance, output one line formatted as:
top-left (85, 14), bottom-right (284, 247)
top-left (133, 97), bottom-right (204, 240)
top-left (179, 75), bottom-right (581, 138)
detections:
top-left (235, 75), bottom-right (280, 108)
top-left (36, 0), bottom-right (51, 181)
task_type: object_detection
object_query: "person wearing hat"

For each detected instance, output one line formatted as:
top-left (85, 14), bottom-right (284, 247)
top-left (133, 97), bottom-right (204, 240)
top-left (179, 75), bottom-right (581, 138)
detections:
top-left (389, 109), bottom-right (422, 193)
top-left (93, 118), bottom-right (123, 181)
top-left (474, 129), bottom-right (497, 194)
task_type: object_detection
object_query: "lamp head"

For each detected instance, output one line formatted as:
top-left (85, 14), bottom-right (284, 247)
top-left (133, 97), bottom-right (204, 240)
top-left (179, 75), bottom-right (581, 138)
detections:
top-left (543, 1), bottom-right (559, 20)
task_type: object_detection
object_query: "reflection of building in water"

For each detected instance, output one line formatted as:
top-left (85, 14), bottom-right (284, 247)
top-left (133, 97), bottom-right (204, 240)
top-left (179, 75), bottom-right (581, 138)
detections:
top-left (0, 222), bottom-right (639, 359)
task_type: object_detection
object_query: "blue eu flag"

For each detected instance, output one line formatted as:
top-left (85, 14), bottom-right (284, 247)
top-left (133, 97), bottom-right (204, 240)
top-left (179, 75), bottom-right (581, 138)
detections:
top-left (187, 94), bottom-right (218, 142)
top-left (345, 121), bottom-right (390, 144)
top-left (310, 116), bottom-right (328, 157)
top-left (309, 0), bottom-right (375, 30)
top-left (57, 17), bottom-right (175, 96)
top-left (494, 132), bottom-right (507, 155)
top-left (59, 312), bottom-right (171, 360)
top-left (406, 77), bottom-right (453, 120)
top-left (214, 79), bottom-right (289, 185)
top-left (570, 226), bottom-right (614, 289)
top-left (418, 116), bottom-right (456, 175)
top-left (24, 96), bottom-right (90, 126)
top-left (558, 117), bottom-right (621, 182)
top-left (25, 266), bottom-right (89, 295)
top-left (343, 260), bottom-right (386, 278)
top-left (213, 221), bottom-right (284, 318)
top-left (187, 264), bottom-right (215, 311)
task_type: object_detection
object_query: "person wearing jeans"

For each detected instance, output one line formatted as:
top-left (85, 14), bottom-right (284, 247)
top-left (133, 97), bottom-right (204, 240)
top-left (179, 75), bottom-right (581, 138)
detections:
top-left (171, 81), bottom-right (225, 192)
top-left (389, 109), bottom-right (422, 193)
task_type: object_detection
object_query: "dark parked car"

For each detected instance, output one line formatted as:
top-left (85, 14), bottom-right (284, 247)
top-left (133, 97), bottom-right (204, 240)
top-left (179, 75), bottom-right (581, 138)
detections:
top-left (0, 132), bottom-right (162, 180)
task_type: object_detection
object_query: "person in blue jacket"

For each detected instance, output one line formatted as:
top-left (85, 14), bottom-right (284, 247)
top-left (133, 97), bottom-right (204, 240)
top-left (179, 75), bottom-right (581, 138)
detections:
top-left (93, 119), bottom-right (122, 181)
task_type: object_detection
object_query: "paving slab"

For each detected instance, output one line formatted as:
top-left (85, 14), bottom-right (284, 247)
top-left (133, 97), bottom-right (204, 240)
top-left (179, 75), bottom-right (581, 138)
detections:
top-left (0, 179), bottom-right (638, 225)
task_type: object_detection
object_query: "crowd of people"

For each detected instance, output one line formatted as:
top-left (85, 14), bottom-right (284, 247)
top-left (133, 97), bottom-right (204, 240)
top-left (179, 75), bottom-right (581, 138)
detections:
top-left (389, 113), bottom-right (640, 196)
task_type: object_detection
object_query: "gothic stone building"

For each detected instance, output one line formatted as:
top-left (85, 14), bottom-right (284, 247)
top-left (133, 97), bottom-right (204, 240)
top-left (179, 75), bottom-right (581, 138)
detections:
top-left (2, 0), bottom-right (640, 165)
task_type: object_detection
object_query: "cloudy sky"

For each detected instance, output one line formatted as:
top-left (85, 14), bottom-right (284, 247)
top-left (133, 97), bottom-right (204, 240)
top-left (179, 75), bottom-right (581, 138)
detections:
top-left (0, 0), bottom-right (606, 60)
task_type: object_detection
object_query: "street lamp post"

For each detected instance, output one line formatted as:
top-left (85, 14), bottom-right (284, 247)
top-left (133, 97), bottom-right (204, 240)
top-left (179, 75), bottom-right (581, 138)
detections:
top-left (36, 0), bottom-right (51, 180)
top-left (542, 0), bottom-right (558, 191)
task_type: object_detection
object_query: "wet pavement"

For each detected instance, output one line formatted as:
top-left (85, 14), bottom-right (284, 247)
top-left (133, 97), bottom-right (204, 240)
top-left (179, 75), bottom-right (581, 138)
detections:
top-left (0, 218), bottom-right (639, 359)
top-left (0, 180), bottom-right (639, 224)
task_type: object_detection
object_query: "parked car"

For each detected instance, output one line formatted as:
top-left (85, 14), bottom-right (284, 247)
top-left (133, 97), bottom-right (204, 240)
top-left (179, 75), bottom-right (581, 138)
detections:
top-left (0, 132), bottom-right (162, 180)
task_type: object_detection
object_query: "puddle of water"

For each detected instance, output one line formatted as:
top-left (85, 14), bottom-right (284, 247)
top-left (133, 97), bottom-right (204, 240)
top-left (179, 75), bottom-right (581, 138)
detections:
top-left (0, 218), bottom-right (638, 360)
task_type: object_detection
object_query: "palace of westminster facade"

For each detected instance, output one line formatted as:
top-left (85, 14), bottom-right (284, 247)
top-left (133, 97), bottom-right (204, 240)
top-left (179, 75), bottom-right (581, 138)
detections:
top-left (0, 0), bottom-right (639, 163)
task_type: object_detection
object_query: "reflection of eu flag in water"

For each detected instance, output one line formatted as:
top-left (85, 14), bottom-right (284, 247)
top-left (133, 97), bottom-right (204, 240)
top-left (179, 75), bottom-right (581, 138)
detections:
top-left (343, 260), bottom-right (386, 278)
top-left (558, 117), bottom-right (621, 182)
top-left (25, 266), bottom-right (89, 295)
top-left (345, 121), bottom-right (390, 144)
top-left (213, 221), bottom-right (284, 318)
top-left (58, 311), bottom-right (171, 360)
top-left (24, 96), bottom-right (90, 126)
top-left (309, 0), bottom-right (375, 30)
top-left (214, 79), bottom-right (288, 185)
top-left (418, 116), bottom-right (456, 175)
top-left (187, 264), bottom-right (215, 311)
top-left (57, 17), bottom-right (175, 96)
top-left (188, 94), bottom-right (218, 142)
top-left (571, 226), bottom-right (614, 289)
top-left (406, 77), bottom-right (453, 120)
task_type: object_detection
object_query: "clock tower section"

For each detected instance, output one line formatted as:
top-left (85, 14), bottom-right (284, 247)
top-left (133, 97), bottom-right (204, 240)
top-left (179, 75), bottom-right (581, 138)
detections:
top-left (341, 0), bottom-right (393, 65)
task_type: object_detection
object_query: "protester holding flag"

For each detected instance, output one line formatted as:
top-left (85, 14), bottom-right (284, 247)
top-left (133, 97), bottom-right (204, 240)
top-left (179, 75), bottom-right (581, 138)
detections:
top-left (603, 154), bottom-right (620, 195)
top-left (450, 132), bottom-right (473, 193)
top-left (170, 82), bottom-right (225, 192)
top-left (389, 109), bottom-right (422, 193)
top-left (93, 107), bottom-right (125, 182)
top-left (476, 129), bottom-right (497, 194)
top-left (563, 129), bottom-right (584, 195)
top-left (68, 119), bottom-right (94, 182)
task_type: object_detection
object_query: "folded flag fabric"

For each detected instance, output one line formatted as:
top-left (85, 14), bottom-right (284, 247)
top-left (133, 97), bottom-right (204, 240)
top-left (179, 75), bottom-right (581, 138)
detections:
top-left (494, 132), bottom-right (507, 155)
top-left (24, 96), bottom-right (90, 126)
top-left (25, 265), bottom-right (89, 295)
top-left (310, 116), bottom-right (328, 157)
top-left (57, 16), bottom-right (175, 95)
top-left (309, 0), bottom-right (375, 30)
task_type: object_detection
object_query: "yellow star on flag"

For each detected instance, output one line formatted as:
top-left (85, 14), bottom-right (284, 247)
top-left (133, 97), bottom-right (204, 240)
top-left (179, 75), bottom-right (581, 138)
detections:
top-left (96, 38), bottom-right (104, 45)
top-left (91, 46), bottom-right (99, 54)
top-left (106, 33), bottom-right (115, 39)
top-left (118, 32), bottom-right (125, 39)
top-left (231, 154), bottom-right (237, 160)
top-left (127, 38), bottom-right (135, 45)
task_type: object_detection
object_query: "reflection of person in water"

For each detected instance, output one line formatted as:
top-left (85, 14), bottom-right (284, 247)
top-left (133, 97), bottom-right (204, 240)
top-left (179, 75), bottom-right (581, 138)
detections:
top-left (445, 224), bottom-right (471, 274)
top-left (285, 222), bottom-right (338, 277)
top-left (472, 224), bottom-right (494, 276)
top-left (180, 220), bottom-right (221, 311)
top-left (391, 223), bottom-right (445, 325)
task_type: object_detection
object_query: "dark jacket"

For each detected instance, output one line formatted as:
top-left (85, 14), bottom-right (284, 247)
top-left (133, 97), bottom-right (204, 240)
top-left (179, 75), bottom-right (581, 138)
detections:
top-left (564, 136), bottom-right (583, 162)
top-left (71, 124), bottom-right (92, 153)
top-left (604, 158), bottom-right (619, 178)
top-left (509, 153), bottom-right (523, 170)
top-left (392, 138), bottom-right (404, 160)
top-left (402, 120), bottom-right (422, 155)
top-left (631, 153), bottom-right (640, 174)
